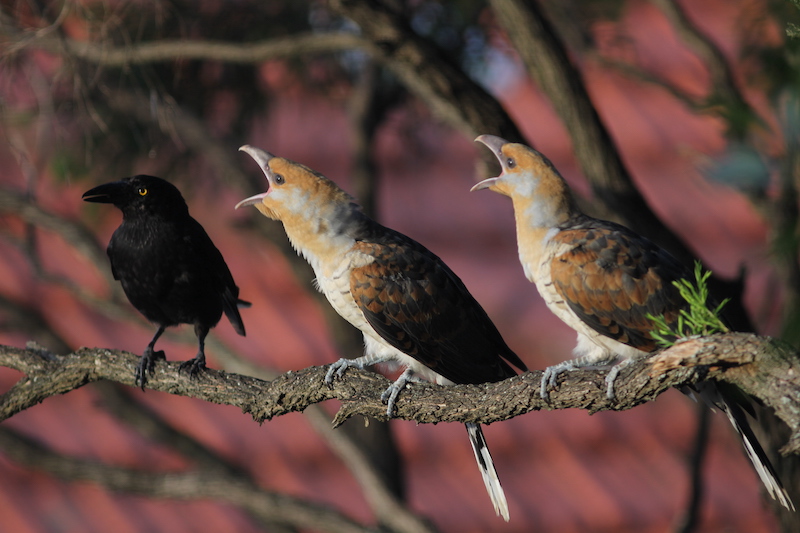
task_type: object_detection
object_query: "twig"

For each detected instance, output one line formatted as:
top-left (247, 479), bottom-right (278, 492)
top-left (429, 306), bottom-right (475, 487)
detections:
top-left (648, 0), bottom-right (753, 123)
top-left (2, 29), bottom-right (368, 66)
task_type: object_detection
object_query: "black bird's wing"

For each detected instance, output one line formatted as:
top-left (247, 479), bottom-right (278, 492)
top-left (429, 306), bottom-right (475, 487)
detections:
top-left (349, 229), bottom-right (525, 385)
top-left (181, 217), bottom-right (246, 336)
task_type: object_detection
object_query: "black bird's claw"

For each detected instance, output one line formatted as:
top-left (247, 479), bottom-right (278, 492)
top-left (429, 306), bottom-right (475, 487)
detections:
top-left (178, 357), bottom-right (207, 378)
top-left (135, 349), bottom-right (165, 390)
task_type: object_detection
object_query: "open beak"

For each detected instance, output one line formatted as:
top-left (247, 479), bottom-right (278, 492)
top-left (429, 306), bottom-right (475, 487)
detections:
top-left (236, 145), bottom-right (276, 209)
top-left (471, 134), bottom-right (509, 192)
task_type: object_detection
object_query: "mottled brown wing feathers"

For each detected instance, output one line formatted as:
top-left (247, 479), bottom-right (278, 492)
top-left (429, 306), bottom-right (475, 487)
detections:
top-left (550, 221), bottom-right (688, 352)
top-left (350, 229), bottom-right (526, 384)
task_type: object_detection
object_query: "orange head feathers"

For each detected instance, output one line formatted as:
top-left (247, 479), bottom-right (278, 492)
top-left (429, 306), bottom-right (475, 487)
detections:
top-left (236, 145), bottom-right (366, 269)
top-left (472, 134), bottom-right (578, 229)
top-left (236, 145), bottom-right (359, 223)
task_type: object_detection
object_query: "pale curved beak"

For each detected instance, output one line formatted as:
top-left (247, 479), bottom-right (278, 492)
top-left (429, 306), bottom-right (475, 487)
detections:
top-left (470, 177), bottom-right (498, 192)
top-left (235, 192), bottom-right (268, 209)
top-left (471, 134), bottom-right (510, 192)
top-left (475, 134), bottom-right (507, 156)
top-left (239, 145), bottom-right (275, 170)
top-left (237, 145), bottom-right (278, 209)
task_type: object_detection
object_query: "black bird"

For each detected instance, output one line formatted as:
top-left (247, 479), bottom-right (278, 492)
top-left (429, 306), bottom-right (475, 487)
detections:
top-left (83, 175), bottom-right (248, 388)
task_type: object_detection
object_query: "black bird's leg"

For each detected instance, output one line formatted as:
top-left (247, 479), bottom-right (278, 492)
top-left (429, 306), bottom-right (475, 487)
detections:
top-left (179, 324), bottom-right (209, 377)
top-left (135, 325), bottom-right (166, 390)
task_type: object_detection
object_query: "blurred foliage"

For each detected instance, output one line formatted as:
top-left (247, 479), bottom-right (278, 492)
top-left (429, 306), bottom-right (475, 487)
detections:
top-left (1, 0), bottom-right (797, 263)
top-left (705, 142), bottom-right (771, 194)
top-left (2, 0), bottom-right (800, 335)
top-left (788, 0), bottom-right (800, 38)
top-left (1, 0), bottom-right (521, 189)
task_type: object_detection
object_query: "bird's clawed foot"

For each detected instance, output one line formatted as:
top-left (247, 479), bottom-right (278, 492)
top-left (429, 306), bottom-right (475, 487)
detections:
top-left (540, 357), bottom-right (629, 401)
top-left (380, 381), bottom-right (405, 418)
top-left (540, 360), bottom-right (576, 400)
top-left (135, 348), bottom-right (166, 390)
top-left (324, 359), bottom-right (415, 417)
top-left (179, 355), bottom-right (207, 378)
top-left (324, 357), bottom-right (367, 385)
top-left (380, 368), bottom-right (418, 417)
top-left (603, 358), bottom-right (633, 401)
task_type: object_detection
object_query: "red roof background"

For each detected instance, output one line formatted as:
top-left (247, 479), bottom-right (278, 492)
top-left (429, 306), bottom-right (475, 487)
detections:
top-left (0, 0), bottom-right (791, 531)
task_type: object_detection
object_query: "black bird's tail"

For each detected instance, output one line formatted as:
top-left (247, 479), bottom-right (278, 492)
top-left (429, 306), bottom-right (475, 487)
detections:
top-left (222, 290), bottom-right (248, 336)
top-left (689, 381), bottom-right (795, 510)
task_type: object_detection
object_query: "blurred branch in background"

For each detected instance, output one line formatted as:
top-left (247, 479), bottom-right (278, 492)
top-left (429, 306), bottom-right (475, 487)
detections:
top-left (0, 426), bottom-right (371, 533)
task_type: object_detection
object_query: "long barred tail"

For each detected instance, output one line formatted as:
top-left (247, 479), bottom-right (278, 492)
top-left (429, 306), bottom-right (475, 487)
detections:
top-left (690, 381), bottom-right (795, 511)
top-left (466, 422), bottom-right (510, 521)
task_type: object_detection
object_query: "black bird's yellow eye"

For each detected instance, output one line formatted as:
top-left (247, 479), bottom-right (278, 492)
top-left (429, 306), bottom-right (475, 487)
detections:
top-left (506, 157), bottom-right (516, 169)
top-left (138, 187), bottom-right (148, 196)
top-left (274, 174), bottom-right (285, 185)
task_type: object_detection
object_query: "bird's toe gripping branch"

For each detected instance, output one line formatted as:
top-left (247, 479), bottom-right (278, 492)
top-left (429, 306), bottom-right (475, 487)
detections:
top-left (540, 355), bottom-right (628, 401)
top-left (178, 355), bottom-right (208, 378)
top-left (380, 367), bottom-right (420, 417)
top-left (603, 358), bottom-right (635, 400)
top-left (135, 348), bottom-right (166, 390)
top-left (324, 357), bottom-right (368, 385)
top-left (325, 358), bottom-right (419, 417)
top-left (540, 360), bottom-right (577, 400)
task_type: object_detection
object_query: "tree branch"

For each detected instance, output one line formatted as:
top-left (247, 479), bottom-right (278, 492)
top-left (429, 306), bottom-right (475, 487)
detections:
top-left (3, 10), bottom-right (522, 143)
top-left (0, 187), bottom-right (113, 286)
top-left (329, 0), bottom-right (524, 141)
top-left (648, 0), bottom-right (753, 120)
top-left (2, 26), bottom-right (367, 65)
top-left (2, 333), bottom-right (798, 448)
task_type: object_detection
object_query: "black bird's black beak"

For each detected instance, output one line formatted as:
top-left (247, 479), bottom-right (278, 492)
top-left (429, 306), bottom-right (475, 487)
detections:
top-left (82, 182), bottom-right (121, 204)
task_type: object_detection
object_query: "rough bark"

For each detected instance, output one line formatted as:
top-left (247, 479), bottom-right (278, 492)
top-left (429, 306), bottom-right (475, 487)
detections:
top-left (2, 334), bottom-right (798, 444)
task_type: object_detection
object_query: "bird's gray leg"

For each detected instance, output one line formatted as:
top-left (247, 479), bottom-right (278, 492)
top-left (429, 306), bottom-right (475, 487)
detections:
top-left (179, 324), bottom-right (209, 377)
top-left (381, 367), bottom-right (422, 417)
top-left (324, 353), bottom-right (391, 384)
top-left (540, 360), bottom-right (576, 399)
top-left (325, 356), bottom-right (418, 417)
top-left (136, 325), bottom-right (166, 390)
top-left (603, 357), bottom-right (634, 400)
top-left (540, 353), bottom-right (619, 400)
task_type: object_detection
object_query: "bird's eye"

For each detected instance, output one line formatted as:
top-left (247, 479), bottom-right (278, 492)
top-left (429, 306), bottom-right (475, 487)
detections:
top-left (274, 174), bottom-right (285, 185)
top-left (506, 157), bottom-right (516, 169)
top-left (138, 187), bottom-right (148, 196)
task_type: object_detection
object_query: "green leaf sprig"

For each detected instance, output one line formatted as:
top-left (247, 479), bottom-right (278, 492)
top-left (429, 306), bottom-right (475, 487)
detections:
top-left (648, 261), bottom-right (730, 348)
